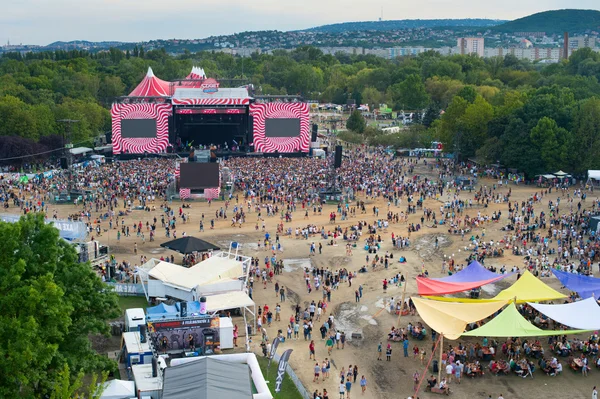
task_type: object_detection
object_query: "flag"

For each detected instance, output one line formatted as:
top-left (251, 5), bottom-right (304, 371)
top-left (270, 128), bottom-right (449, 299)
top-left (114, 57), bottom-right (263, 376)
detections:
top-left (267, 337), bottom-right (280, 370)
top-left (275, 349), bottom-right (293, 393)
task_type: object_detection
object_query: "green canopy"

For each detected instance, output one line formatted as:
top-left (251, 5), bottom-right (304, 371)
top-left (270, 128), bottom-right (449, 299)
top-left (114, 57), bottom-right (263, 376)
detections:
top-left (462, 303), bottom-right (589, 337)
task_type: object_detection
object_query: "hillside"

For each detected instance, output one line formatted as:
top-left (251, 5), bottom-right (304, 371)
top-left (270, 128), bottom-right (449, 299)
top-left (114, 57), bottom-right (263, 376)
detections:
top-left (303, 19), bottom-right (505, 33)
top-left (492, 9), bottom-right (600, 34)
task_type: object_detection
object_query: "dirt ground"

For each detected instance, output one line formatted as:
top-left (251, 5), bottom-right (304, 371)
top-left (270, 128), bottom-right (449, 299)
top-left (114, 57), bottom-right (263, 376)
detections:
top-left (36, 160), bottom-right (599, 399)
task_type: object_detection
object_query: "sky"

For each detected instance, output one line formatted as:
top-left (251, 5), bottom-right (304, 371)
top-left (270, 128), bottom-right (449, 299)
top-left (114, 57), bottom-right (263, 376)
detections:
top-left (1, 0), bottom-right (599, 46)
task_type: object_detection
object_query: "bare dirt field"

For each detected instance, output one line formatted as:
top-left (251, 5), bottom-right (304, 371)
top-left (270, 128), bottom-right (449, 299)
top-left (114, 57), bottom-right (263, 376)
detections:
top-left (37, 160), bottom-right (598, 399)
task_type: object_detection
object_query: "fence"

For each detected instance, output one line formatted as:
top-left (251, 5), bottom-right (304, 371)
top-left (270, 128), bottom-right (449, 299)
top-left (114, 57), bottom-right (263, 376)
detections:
top-left (105, 282), bottom-right (146, 296)
top-left (271, 352), bottom-right (311, 399)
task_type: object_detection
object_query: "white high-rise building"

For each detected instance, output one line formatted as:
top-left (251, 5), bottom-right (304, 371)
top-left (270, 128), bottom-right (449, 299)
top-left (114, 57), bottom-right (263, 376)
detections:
top-left (457, 37), bottom-right (485, 57)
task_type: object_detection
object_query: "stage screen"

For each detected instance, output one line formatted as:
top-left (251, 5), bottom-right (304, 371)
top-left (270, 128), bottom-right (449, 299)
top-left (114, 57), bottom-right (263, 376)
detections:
top-left (265, 118), bottom-right (301, 138)
top-left (120, 119), bottom-right (157, 138)
top-left (179, 163), bottom-right (220, 189)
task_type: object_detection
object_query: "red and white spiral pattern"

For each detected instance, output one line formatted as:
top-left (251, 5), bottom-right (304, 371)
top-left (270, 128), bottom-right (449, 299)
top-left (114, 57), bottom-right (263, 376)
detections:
top-left (179, 188), bottom-right (191, 199)
top-left (171, 98), bottom-right (250, 105)
top-left (175, 158), bottom-right (187, 178)
top-left (111, 103), bottom-right (172, 154)
top-left (249, 103), bottom-right (310, 153)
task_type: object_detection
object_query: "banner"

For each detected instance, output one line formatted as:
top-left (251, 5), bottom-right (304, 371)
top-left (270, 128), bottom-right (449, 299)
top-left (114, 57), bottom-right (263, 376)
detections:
top-left (275, 349), bottom-right (293, 393)
top-left (267, 337), bottom-right (280, 370)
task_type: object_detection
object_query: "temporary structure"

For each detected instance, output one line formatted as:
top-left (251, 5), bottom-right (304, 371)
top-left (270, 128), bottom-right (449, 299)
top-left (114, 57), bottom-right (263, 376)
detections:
top-left (551, 269), bottom-right (600, 299)
top-left (129, 67), bottom-right (171, 97)
top-left (462, 303), bottom-right (587, 337)
top-left (99, 379), bottom-right (135, 399)
top-left (528, 297), bottom-right (600, 330)
top-left (417, 260), bottom-right (513, 295)
top-left (160, 236), bottom-right (220, 254)
top-left (427, 271), bottom-right (566, 303)
top-left (412, 297), bottom-right (507, 340)
top-left (162, 357), bottom-right (252, 399)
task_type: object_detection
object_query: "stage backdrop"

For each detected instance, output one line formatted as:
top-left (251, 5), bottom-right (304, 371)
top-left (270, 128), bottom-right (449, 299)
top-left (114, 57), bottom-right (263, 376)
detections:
top-left (250, 103), bottom-right (310, 153)
top-left (111, 103), bottom-right (172, 154)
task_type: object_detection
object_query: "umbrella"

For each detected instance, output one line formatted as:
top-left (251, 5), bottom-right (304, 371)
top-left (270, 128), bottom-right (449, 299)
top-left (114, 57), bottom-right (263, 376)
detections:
top-left (160, 236), bottom-right (220, 254)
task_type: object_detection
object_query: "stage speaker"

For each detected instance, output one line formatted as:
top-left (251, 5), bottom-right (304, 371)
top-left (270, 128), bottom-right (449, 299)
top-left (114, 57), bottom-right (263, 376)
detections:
top-left (139, 324), bottom-right (147, 343)
top-left (60, 157), bottom-right (69, 169)
top-left (180, 301), bottom-right (188, 318)
top-left (167, 145), bottom-right (173, 154)
top-left (311, 124), bottom-right (318, 142)
top-left (334, 145), bottom-right (343, 168)
top-left (151, 356), bottom-right (158, 378)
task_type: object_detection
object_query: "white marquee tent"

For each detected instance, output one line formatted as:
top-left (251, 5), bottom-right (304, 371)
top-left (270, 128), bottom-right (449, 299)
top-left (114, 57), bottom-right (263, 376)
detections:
top-left (528, 297), bottom-right (600, 330)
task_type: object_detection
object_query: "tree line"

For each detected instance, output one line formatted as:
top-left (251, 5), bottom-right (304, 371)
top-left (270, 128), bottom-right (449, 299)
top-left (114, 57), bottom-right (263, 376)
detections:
top-left (3, 46), bottom-right (600, 175)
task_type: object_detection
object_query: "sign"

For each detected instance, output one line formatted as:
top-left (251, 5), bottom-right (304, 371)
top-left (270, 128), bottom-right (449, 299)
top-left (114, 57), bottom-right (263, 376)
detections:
top-left (275, 349), bottom-right (293, 393)
top-left (200, 78), bottom-right (220, 94)
top-left (0, 215), bottom-right (87, 240)
top-left (267, 337), bottom-right (280, 370)
top-left (147, 316), bottom-right (220, 333)
top-left (176, 108), bottom-right (244, 115)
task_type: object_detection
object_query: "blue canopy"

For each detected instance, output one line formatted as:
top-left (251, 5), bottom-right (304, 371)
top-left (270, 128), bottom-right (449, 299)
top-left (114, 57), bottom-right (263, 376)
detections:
top-left (146, 303), bottom-right (179, 320)
top-left (176, 301), bottom-right (201, 314)
top-left (552, 269), bottom-right (600, 299)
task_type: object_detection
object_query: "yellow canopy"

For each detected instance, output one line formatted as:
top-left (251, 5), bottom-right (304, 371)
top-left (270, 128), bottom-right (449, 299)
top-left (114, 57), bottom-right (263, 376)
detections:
top-left (426, 270), bottom-right (567, 303)
top-left (411, 297), bottom-right (508, 340)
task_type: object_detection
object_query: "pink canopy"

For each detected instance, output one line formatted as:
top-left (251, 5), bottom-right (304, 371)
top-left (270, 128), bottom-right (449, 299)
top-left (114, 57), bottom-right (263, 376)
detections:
top-left (417, 260), bottom-right (512, 295)
top-left (129, 67), bottom-right (171, 97)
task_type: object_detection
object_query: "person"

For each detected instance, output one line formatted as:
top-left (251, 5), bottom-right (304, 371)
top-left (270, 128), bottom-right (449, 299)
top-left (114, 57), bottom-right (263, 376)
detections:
top-left (360, 375), bottom-right (367, 394)
top-left (161, 336), bottom-right (168, 354)
top-left (445, 362), bottom-right (453, 383)
top-left (439, 377), bottom-right (449, 394)
top-left (314, 362), bottom-right (321, 383)
top-left (403, 337), bottom-right (409, 357)
top-left (345, 378), bottom-right (352, 399)
top-left (309, 340), bottom-right (316, 360)
top-left (188, 334), bottom-right (195, 351)
top-left (497, 395), bottom-right (504, 399)
top-left (386, 344), bottom-right (392, 361)
top-left (326, 335), bottom-right (334, 355)
top-left (377, 342), bottom-right (383, 360)
top-left (455, 360), bottom-right (462, 384)
top-left (233, 324), bottom-right (239, 347)
top-left (593, 386), bottom-right (598, 399)
top-left (339, 382), bottom-right (345, 399)
top-left (413, 370), bottom-right (420, 391)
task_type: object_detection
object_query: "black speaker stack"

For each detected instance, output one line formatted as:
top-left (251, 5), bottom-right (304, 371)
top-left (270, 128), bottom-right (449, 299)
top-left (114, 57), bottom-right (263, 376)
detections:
top-left (311, 124), bottom-right (318, 142)
top-left (334, 145), bottom-right (343, 168)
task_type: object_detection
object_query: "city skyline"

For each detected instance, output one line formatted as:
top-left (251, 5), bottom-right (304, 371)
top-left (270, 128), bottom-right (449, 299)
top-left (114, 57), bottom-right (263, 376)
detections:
top-left (1, 1), bottom-right (599, 46)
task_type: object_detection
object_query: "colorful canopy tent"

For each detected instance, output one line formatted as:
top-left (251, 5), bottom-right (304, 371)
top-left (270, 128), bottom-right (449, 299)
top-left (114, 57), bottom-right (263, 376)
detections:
top-left (551, 269), bottom-right (600, 299)
top-left (528, 297), bottom-right (600, 330)
top-left (129, 67), bottom-right (171, 97)
top-left (462, 303), bottom-right (588, 337)
top-left (417, 260), bottom-right (513, 295)
top-left (427, 271), bottom-right (567, 303)
top-left (412, 297), bottom-right (508, 340)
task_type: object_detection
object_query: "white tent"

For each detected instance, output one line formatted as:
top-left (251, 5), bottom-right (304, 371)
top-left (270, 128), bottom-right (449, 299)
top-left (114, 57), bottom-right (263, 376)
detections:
top-left (148, 257), bottom-right (243, 291)
top-left (99, 379), bottom-right (135, 399)
top-left (69, 147), bottom-right (93, 155)
top-left (589, 170), bottom-right (600, 180)
top-left (205, 291), bottom-right (255, 314)
top-left (528, 297), bottom-right (600, 330)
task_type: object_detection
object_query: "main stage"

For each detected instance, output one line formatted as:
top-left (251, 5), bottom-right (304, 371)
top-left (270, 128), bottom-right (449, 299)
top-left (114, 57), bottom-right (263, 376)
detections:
top-left (111, 67), bottom-right (311, 156)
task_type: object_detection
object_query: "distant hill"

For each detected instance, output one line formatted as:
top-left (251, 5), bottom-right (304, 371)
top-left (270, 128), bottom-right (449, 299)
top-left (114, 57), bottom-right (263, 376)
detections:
top-left (492, 9), bottom-right (600, 34)
top-left (45, 40), bottom-right (127, 48)
top-left (303, 19), bottom-right (506, 33)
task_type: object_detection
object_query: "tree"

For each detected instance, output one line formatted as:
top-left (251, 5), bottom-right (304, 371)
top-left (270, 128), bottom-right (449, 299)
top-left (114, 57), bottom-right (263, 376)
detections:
top-left (422, 102), bottom-right (441, 128)
top-left (570, 97), bottom-right (600, 173)
top-left (530, 117), bottom-right (569, 172)
top-left (391, 74), bottom-right (430, 110)
top-left (0, 214), bottom-right (120, 397)
top-left (456, 85), bottom-right (478, 103)
top-left (459, 95), bottom-right (494, 158)
top-left (346, 109), bottom-right (366, 133)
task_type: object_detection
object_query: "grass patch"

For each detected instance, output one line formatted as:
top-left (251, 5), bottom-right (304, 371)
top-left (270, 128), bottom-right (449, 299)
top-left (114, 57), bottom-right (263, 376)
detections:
top-left (117, 296), bottom-right (149, 312)
top-left (257, 355), bottom-right (304, 399)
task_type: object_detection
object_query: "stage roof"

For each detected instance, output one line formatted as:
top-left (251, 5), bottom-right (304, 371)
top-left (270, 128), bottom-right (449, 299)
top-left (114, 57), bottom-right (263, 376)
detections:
top-left (552, 269), bottom-right (600, 299)
top-left (417, 260), bottom-right (513, 296)
top-left (412, 297), bottom-right (507, 340)
top-left (172, 87), bottom-right (251, 105)
top-left (129, 67), bottom-right (171, 97)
